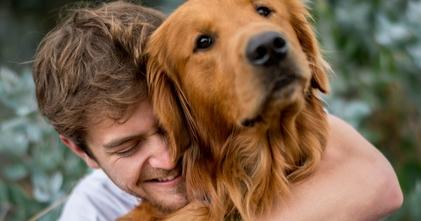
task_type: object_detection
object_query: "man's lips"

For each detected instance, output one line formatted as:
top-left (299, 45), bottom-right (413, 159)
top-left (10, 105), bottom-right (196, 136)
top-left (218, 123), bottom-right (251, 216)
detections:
top-left (143, 174), bottom-right (182, 189)
top-left (144, 174), bottom-right (180, 183)
top-left (140, 159), bottom-right (184, 185)
top-left (142, 165), bottom-right (183, 185)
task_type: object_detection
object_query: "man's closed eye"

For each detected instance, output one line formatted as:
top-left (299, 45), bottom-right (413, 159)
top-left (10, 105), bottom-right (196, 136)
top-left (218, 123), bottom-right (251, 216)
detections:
top-left (115, 140), bottom-right (143, 157)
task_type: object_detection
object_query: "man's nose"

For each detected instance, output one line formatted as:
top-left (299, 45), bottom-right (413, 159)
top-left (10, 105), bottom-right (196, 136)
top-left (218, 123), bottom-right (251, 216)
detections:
top-left (147, 135), bottom-right (175, 170)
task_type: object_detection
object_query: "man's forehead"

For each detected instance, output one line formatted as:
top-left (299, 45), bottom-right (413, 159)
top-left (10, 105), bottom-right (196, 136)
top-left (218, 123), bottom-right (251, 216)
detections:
top-left (85, 100), bottom-right (156, 145)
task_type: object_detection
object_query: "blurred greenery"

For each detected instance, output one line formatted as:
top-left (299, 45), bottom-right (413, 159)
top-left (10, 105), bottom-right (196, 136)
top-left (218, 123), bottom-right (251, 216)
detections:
top-left (0, 0), bottom-right (419, 220)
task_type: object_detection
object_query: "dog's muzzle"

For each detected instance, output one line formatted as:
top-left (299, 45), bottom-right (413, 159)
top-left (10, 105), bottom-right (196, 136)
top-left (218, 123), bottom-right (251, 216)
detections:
top-left (241, 31), bottom-right (301, 128)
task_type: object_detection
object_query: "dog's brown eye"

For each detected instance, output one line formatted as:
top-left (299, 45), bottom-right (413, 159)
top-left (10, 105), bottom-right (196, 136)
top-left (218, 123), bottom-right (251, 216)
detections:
top-left (256, 6), bottom-right (272, 17)
top-left (195, 34), bottom-right (213, 51)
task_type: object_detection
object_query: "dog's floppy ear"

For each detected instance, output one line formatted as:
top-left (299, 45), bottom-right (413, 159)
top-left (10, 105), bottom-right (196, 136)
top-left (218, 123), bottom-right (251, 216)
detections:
top-left (288, 2), bottom-right (330, 93)
top-left (147, 56), bottom-right (191, 161)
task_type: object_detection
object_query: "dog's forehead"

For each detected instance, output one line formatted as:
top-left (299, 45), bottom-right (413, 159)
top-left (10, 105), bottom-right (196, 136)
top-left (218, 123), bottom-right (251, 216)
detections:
top-left (168, 0), bottom-right (291, 29)
top-left (173, 0), bottom-right (252, 24)
top-left (155, 0), bottom-right (260, 55)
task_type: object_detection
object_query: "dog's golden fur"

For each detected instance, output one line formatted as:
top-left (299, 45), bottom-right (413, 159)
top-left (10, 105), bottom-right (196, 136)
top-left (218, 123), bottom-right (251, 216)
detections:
top-left (122, 0), bottom-right (330, 220)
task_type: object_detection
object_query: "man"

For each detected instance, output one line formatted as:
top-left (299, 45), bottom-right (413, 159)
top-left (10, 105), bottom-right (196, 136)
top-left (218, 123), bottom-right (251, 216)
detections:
top-left (32, 1), bottom-right (402, 221)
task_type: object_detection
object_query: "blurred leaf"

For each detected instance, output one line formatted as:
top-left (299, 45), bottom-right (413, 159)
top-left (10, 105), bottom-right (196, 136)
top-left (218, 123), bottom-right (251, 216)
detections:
top-left (32, 172), bottom-right (63, 203)
top-left (408, 181), bottom-right (421, 219)
top-left (0, 68), bottom-right (36, 116)
top-left (2, 163), bottom-right (28, 181)
top-left (0, 129), bottom-right (29, 156)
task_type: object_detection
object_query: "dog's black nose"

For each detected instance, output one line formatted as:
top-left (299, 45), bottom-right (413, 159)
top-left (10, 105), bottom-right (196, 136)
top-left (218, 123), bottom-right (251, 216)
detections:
top-left (246, 31), bottom-right (288, 66)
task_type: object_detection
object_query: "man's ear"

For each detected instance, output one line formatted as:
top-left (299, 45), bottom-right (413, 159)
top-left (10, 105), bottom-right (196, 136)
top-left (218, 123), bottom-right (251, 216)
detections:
top-left (59, 135), bottom-right (99, 169)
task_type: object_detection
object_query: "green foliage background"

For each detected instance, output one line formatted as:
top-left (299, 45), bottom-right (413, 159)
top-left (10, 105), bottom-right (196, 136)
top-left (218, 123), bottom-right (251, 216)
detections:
top-left (0, 0), bottom-right (420, 220)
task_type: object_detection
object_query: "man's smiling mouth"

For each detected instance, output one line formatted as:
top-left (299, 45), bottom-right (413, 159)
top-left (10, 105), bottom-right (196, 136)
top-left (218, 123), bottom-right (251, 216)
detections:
top-left (146, 174), bottom-right (180, 183)
top-left (143, 162), bottom-right (183, 184)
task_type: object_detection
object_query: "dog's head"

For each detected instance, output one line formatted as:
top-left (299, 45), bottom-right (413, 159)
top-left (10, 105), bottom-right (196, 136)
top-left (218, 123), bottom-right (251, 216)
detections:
top-left (147, 0), bottom-right (329, 157)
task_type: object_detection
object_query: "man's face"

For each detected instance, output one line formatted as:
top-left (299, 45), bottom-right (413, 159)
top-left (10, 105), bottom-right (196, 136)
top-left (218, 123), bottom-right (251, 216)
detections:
top-left (85, 100), bottom-right (188, 212)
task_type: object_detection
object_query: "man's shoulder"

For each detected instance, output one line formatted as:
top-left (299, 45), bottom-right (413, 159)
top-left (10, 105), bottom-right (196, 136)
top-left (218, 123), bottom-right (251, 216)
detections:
top-left (71, 169), bottom-right (131, 197)
top-left (58, 170), bottom-right (139, 221)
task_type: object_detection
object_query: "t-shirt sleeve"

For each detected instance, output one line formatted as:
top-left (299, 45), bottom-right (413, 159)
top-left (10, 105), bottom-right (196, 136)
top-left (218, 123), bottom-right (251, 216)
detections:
top-left (58, 169), bottom-right (140, 221)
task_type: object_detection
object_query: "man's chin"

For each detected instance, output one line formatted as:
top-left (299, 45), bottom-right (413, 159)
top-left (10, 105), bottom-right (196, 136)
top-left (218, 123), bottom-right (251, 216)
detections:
top-left (147, 194), bottom-right (189, 214)
top-left (137, 168), bottom-right (188, 213)
top-left (140, 178), bottom-right (188, 213)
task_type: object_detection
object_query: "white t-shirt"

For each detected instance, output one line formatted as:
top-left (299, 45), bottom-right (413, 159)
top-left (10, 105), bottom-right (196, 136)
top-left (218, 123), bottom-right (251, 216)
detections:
top-left (58, 170), bottom-right (139, 221)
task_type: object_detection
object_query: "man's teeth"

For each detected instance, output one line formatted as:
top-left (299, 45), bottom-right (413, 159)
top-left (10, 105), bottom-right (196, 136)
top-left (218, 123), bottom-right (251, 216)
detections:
top-left (156, 175), bottom-right (176, 182)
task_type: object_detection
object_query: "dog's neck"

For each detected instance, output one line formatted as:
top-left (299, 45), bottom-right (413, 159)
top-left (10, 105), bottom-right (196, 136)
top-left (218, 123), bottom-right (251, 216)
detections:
top-left (188, 99), bottom-right (304, 158)
top-left (182, 94), bottom-right (327, 219)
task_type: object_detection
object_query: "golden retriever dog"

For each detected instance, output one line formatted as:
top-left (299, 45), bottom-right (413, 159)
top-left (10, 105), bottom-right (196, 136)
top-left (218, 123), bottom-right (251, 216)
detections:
top-left (121, 0), bottom-right (330, 220)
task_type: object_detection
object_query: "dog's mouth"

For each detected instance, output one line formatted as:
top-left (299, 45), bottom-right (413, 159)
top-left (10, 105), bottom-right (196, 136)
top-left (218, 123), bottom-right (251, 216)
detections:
top-left (272, 74), bottom-right (298, 92)
top-left (241, 72), bottom-right (302, 128)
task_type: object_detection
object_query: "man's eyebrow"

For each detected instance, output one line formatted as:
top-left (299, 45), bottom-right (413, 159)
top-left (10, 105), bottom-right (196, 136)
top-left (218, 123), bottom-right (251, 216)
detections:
top-left (102, 134), bottom-right (145, 149)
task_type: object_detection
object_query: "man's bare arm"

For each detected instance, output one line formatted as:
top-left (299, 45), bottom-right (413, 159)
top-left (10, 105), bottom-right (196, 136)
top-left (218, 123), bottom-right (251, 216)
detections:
top-left (259, 114), bottom-right (403, 221)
